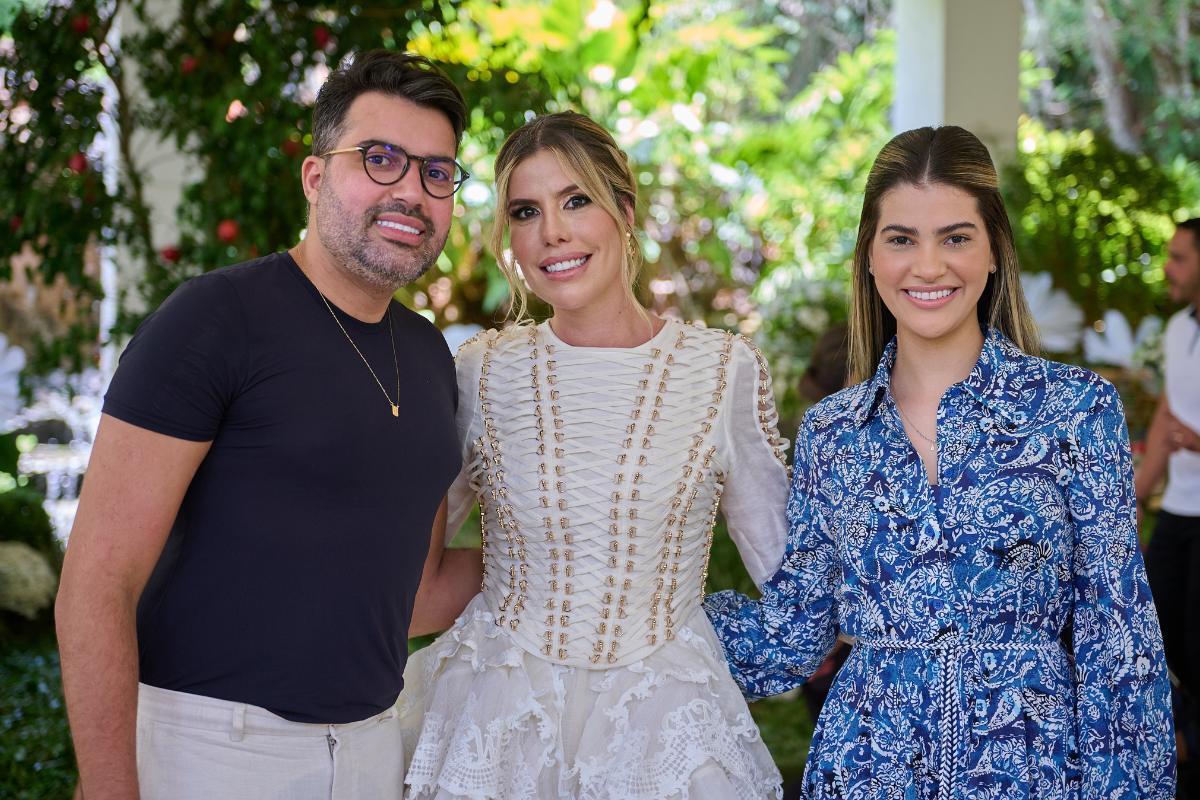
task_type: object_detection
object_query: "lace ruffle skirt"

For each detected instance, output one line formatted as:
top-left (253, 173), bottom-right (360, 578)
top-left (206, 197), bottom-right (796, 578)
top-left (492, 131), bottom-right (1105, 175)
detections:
top-left (398, 594), bottom-right (782, 800)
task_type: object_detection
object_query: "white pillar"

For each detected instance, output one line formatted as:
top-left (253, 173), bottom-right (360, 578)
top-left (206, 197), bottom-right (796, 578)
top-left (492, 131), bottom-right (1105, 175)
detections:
top-left (108, 0), bottom-right (193, 328)
top-left (893, 0), bottom-right (1023, 162)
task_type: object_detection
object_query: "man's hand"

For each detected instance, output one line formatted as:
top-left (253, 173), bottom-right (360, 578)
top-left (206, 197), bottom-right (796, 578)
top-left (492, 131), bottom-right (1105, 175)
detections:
top-left (1165, 411), bottom-right (1200, 453)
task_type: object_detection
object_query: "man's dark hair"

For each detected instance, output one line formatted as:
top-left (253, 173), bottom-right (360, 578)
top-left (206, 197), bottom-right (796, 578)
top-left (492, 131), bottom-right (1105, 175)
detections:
top-left (1179, 218), bottom-right (1200, 254)
top-left (312, 50), bottom-right (467, 155)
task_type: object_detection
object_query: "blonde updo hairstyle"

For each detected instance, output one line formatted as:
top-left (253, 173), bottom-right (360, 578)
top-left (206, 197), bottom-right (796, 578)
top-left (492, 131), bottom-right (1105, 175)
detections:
top-left (847, 125), bottom-right (1039, 383)
top-left (490, 111), bottom-right (643, 323)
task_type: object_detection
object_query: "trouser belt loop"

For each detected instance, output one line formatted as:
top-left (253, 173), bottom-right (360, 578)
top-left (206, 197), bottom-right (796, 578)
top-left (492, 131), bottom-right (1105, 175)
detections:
top-left (230, 703), bottom-right (246, 742)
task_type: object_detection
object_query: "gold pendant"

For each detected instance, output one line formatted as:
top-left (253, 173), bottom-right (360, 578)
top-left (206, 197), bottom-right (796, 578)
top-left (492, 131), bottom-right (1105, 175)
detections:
top-left (391, 403), bottom-right (399, 417)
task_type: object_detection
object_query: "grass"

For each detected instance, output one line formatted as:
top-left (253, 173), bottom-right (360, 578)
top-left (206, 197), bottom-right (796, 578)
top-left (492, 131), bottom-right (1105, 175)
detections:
top-left (752, 692), bottom-right (813, 785)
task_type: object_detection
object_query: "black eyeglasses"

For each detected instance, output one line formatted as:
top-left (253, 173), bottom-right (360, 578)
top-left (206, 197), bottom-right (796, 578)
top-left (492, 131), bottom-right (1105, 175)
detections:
top-left (319, 143), bottom-right (470, 198)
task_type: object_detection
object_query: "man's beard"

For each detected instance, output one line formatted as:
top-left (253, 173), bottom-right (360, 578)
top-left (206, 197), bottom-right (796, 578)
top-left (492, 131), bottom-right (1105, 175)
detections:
top-left (315, 184), bottom-right (447, 290)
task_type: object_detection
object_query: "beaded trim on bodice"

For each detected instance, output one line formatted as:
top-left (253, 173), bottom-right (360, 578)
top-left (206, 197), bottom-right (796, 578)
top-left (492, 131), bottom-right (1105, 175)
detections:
top-left (464, 320), bottom-right (775, 668)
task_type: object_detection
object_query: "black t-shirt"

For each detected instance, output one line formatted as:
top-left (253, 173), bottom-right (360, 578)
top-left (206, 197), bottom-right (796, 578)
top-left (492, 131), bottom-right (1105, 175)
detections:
top-left (103, 253), bottom-right (460, 723)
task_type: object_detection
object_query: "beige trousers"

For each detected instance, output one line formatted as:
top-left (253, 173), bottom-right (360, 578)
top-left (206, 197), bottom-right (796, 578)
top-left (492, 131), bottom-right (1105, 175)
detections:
top-left (136, 683), bottom-right (404, 800)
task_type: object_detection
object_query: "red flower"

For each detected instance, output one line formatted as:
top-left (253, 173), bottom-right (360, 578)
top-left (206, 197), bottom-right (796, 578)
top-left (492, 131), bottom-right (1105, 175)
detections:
top-left (216, 219), bottom-right (240, 243)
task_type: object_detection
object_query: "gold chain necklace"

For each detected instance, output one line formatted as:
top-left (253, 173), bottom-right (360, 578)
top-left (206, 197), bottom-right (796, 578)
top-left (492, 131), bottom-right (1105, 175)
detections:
top-left (895, 400), bottom-right (936, 453)
top-left (317, 293), bottom-right (400, 417)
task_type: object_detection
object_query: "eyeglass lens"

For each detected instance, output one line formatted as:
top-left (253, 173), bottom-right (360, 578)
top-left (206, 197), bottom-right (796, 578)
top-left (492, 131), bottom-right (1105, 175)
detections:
top-left (362, 144), bottom-right (463, 197)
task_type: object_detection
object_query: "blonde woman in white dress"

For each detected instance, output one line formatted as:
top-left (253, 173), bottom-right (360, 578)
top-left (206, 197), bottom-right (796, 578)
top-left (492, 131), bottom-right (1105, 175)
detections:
top-left (399, 111), bottom-right (789, 800)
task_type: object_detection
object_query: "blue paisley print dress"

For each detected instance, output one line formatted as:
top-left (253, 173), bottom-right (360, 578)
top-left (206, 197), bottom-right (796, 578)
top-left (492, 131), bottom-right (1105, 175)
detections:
top-left (705, 329), bottom-right (1175, 799)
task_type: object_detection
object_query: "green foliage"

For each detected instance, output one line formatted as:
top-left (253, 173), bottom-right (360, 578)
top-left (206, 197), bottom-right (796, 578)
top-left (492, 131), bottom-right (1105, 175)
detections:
top-left (1004, 118), bottom-right (1200, 325)
top-left (0, 2), bottom-right (111, 284)
top-left (751, 695), bottom-right (813, 784)
top-left (743, 0), bottom-right (890, 95)
top-left (118, 1), bottom-right (455, 319)
top-left (0, 431), bottom-right (19, 475)
top-left (0, 1), bottom-right (29, 31)
top-left (0, 0), bottom-right (110, 374)
top-left (0, 640), bottom-right (75, 800)
top-left (705, 522), bottom-right (757, 598)
top-left (0, 486), bottom-right (60, 572)
top-left (1028, 0), bottom-right (1200, 165)
top-left (0, 487), bottom-right (59, 642)
top-left (737, 33), bottom-right (893, 430)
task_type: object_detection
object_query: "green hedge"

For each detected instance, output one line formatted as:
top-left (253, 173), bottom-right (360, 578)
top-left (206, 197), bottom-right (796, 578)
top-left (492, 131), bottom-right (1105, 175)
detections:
top-left (0, 640), bottom-right (75, 800)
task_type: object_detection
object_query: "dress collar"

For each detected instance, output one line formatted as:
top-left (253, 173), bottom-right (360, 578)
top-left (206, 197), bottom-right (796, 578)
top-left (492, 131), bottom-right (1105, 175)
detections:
top-left (851, 327), bottom-right (1031, 429)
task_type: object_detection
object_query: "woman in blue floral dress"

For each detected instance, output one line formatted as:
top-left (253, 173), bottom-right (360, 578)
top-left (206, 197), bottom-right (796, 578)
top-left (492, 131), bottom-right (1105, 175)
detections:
top-left (706, 126), bottom-right (1176, 799)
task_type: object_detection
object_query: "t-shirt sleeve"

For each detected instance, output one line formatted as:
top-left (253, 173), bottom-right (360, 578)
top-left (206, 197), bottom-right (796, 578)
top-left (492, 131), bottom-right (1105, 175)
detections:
top-left (103, 272), bottom-right (247, 442)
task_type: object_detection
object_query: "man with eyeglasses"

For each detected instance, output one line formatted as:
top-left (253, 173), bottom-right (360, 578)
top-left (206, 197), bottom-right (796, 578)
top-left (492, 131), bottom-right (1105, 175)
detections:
top-left (56, 51), bottom-right (480, 800)
top-left (1138, 217), bottom-right (1200, 795)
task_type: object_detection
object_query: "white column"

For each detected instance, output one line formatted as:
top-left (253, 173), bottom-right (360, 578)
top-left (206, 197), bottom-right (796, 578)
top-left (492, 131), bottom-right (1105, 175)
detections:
top-left (893, 0), bottom-right (1023, 161)
top-left (107, 0), bottom-right (193, 333)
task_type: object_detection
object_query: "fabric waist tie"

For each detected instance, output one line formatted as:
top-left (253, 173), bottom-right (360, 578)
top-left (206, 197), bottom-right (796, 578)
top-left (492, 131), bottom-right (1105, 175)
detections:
top-left (856, 636), bottom-right (1062, 800)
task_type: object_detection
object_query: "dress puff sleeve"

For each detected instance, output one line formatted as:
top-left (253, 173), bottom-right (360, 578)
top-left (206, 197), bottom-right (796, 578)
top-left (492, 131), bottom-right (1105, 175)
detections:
top-left (704, 408), bottom-right (842, 700)
top-left (443, 331), bottom-right (490, 543)
top-left (715, 338), bottom-right (791, 586)
top-left (1066, 379), bottom-right (1176, 798)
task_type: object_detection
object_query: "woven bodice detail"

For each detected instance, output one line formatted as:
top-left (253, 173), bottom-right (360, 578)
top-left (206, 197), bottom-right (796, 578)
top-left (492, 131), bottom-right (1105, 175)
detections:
top-left (459, 320), bottom-right (784, 668)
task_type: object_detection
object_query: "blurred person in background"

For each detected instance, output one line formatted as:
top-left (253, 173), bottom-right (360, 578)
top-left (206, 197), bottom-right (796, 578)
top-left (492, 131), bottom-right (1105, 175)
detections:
top-left (1137, 217), bottom-right (1200, 796)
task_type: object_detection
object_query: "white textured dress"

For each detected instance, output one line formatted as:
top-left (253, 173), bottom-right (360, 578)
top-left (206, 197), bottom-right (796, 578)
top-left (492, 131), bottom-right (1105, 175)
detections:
top-left (399, 318), bottom-right (791, 800)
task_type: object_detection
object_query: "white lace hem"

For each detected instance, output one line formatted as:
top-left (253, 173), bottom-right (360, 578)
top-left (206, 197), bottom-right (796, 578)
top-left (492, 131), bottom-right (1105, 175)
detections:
top-left (398, 596), bottom-right (782, 800)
